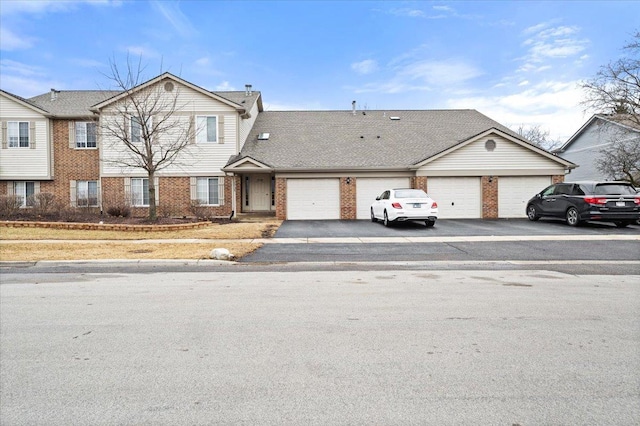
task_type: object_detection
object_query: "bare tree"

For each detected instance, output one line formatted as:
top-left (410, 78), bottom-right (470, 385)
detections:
top-left (581, 32), bottom-right (640, 185)
top-left (98, 57), bottom-right (196, 221)
top-left (581, 31), bottom-right (639, 126)
top-left (514, 124), bottom-right (562, 151)
top-left (594, 136), bottom-right (640, 186)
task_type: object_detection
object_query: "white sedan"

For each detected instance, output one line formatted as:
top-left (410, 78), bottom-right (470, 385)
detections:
top-left (371, 188), bottom-right (438, 227)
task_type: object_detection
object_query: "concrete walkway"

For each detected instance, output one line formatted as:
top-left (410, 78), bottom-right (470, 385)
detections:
top-left (2, 234), bottom-right (640, 244)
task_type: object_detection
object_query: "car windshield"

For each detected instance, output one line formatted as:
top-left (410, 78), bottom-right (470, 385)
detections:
top-left (394, 189), bottom-right (428, 198)
top-left (593, 184), bottom-right (637, 195)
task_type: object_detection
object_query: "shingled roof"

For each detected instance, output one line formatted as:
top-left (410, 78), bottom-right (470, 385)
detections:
top-left (229, 109), bottom-right (523, 170)
top-left (29, 91), bottom-right (121, 118)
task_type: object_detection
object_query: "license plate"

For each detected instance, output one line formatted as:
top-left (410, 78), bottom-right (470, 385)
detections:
top-left (616, 201), bottom-right (626, 207)
top-left (413, 203), bottom-right (422, 208)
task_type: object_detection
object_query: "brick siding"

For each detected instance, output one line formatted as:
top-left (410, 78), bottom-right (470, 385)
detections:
top-left (481, 176), bottom-right (499, 219)
top-left (40, 119), bottom-right (100, 205)
top-left (340, 177), bottom-right (357, 219)
top-left (275, 178), bottom-right (287, 220)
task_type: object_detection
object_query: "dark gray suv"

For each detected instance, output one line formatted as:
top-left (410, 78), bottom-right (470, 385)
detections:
top-left (526, 181), bottom-right (640, 227)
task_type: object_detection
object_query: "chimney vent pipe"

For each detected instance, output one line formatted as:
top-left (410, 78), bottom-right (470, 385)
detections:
top-left (352, 100), bottom-right (356, 115)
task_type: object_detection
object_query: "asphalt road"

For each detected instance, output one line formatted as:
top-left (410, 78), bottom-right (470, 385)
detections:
top-left (2, 270), bottom-right (639, 425)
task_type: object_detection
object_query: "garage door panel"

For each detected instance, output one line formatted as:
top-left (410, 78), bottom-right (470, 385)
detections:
top-left (287, 179), bottom-right (340, 220)
top-left (356, 178), bottom-right (410, 219)
top-left (427, 177), bottom-right (481, 219)
top-left (498, 176), bottom-right (551, 218)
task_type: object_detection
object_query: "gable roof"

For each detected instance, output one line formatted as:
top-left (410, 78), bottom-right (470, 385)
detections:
top-left (1, 89), bottom-right (51, 116)
top-left (557, 113), bottom-right (640, 153)
top-left (226, 109), bottom-right (547, 171)
top-left (29, 90), bottom-right (120, 118)
top-left (90, 72), bottom-right (249, 113)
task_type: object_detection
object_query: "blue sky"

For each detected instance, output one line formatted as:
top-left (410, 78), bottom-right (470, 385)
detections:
top-left (1, 1), bottom-right (638, 141)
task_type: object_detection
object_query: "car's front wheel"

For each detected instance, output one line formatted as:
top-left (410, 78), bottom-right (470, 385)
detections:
top-left (566, 207), bottom-right (581, 226)
top-left (526, 204), bottom-right (540, 221)
top-left (383, 211), bottom-right (391, 227)
top-left (370, 208), bottom-right (377, 222)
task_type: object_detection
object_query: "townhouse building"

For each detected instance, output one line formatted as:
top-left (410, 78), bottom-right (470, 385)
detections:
top-left (1, 73), bottom-right (574, 221)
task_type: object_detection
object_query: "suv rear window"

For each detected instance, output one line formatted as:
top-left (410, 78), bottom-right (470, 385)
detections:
top-left (593, 184), bottom-right (637, 195)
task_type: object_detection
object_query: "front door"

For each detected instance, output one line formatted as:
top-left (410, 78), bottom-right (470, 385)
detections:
top-left (248, 175), bottom-right (271, 211)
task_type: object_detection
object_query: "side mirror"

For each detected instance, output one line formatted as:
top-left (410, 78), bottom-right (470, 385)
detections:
top-left (375, 196), bottom-right (380, 201)
top-left (537, 193), bottom-right (542, 198)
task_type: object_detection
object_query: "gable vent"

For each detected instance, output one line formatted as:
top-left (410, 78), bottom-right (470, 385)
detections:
top-left (258, 132), bottom-right (270, 140)
top-left (390, 116), bottom-right (401, 121)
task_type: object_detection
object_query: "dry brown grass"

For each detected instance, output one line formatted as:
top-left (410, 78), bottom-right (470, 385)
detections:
top-left (0, 221), bottom-right (281, 240)
top-left (0, 242), bottom-right (261, 261)
top-left (0, 220), bottom-right (281, 261)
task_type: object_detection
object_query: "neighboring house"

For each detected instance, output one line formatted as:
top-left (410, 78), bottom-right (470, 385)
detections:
top-left (1, 72), bottom-right (576, 220)
top-left (555, 114), bottom-right (640, 182)
top-left (224, 109), bottom-right (575, 220)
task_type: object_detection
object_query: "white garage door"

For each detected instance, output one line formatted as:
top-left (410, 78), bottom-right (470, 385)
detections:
top-left (427, 177), bottom-right (482, 219)
top-left (498, 176), bottom-right (551, 218)
top-left (356, 177), bottom-right (411, 219)
top-left (287, 179), bottom-right (340, 220)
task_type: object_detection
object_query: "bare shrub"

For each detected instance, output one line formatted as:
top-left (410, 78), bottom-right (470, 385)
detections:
top-left (103, 192), bottom-right (131, 217)
top-left (29, 192), bottom-right (57, 216)
top-left (157, 202), bottom-right (180, 218)
top-left (189, 200), bottom-right (216, 220)
top-left (0, 195), bottom-right (22, 219)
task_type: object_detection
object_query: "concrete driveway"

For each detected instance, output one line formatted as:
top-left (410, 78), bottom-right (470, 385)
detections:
top-left (274, 218), bottom-right (640, 238)
top-left (240, 219), bottom-right (640, 265)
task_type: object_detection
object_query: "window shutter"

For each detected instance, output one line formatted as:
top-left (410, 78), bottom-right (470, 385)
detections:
top-left (154, 177), bottom-right (159, 204)
top-left (34, 181), bottom-right (40, 194)
top-left (7, 181), bottom-right (14, 195)
top-left (124, 177), bottom-right (131, 205)
top-left (70, 180), bottom-right (77, 207)
top-left (69, 122), bottom-right (75, 148)
top-left (30, 122), bottom-right (36, 149)
top-left (97, 180), bottom-right (102, 210)
top-left (124, 116), bottom-right (130, 141)
top-left (1, 121), bottom-right (6, 149)
top-left (190, 177), bottom-right (197, 200)
top-left (218, 115), bottom-right (225, 144)
top-left (218, 176), bottom-right (225, 204)
top-left (190, 115), bottom-right (196, 144)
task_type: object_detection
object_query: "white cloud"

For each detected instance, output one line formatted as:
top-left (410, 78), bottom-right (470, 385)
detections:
top-left (150, 0), bottom-right (196, 38)
top-left (351, 59), bottom-right (378, 75)
top-left (215, 81), bottom-right (235, 91)
top-left (397, 59), bottom-right (483, 86)
top-left (0, 27), bottom-right (34, 51)
top-left (0, 59), bottom-right (44, 77)
top-left (0, 73), bottom-right (64, 98)
top-left (122, 45), bottom-right (159, 59)
top-left (446, 79), bottom-right (587, 141)
top-left (519, 23), bottom-right (589, 72)
top-left (0, 0), bottom-right (120, 16)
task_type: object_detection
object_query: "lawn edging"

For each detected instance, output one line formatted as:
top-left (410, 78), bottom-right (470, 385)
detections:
top-left (0, 220), bottom-right (212, 232)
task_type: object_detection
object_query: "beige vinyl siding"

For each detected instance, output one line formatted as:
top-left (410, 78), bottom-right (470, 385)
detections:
top-left (238, 98), bottom-right (261, 150)
top-left (417, 136), bottom-right (565, 175)
top-left (0, 95), bottom-right (47, 118)
top-left (100, 82), bottom-right (239, 177)
top-left (0, 120), bottom-right (51, 179)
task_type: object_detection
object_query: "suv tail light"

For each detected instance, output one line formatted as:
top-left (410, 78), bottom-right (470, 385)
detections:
top-left (432, 201), bottom-right (438, 208)
top-left (635, 197), bottom-right (640, 205)
top-left (584, 197), bottom-right (607, 205)
top-left (391, 202), bottom-right (403, 209)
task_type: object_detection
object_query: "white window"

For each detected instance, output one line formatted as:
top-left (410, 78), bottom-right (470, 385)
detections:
top-left (8, 122), bottom-right (29, 148)
top-left (131, 178), bottom-right (149, 206)
top-left (76, 181), bottom-right (98, 207)
top-left (196, 177), bottom-right (223, 205)
top-left (130, 116), bottom-right (143, 143)
top-left (75, 122), bottom-right (97, 148)
top-left (196, 116), bottom-right (217, 143)
top-left (14, 181), bottom-right (35, 207)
